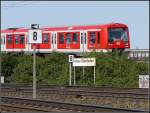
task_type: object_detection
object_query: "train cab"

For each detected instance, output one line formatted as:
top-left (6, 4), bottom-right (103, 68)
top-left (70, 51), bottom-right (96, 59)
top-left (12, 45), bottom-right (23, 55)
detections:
top-left (106, 23), bottom-right (130, 50)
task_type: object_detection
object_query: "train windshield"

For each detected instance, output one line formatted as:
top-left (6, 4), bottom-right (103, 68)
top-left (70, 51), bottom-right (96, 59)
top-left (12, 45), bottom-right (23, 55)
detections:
top-left (108, 28), bottom-right (128, 43)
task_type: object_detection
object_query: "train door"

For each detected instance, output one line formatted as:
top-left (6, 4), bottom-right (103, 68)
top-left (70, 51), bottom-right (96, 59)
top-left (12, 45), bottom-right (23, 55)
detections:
top-left (31, 33), bottom-right (51, 50)
top-left (66, 33), bottom-right (71, 49)
top-left (57, 32), bottom-right (80, 50)
top-left (70, 32), bottom-right (80, 49)
top-left (57, 32), bottom-right (66, 49)
top-left (87, 31), bottom-right (100, 49)
top-left (40, 33), bottom-right (51, 49)
top-left (53, 32), bottom-right (57, 51)
top-left (6, 34), bottom-right (14, 49)
top-left (14, 34), bottom-right (25, 49)
top-left (1, 34), bottom-right (5, 51)
top-left (80, 31), bottom-right (87, 52)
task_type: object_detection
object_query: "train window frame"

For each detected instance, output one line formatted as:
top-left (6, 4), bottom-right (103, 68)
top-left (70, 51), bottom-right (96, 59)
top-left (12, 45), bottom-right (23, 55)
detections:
top-left (73, 32), bottom-right (78, 44)
top-left (43, 33), bottom-right (49, 44)
top-left (59, 33), bottom-right (65, 44)
top-left (20, 35), bottom-right (25, 44)
top-left (7, 35), bottom-right (13, 44)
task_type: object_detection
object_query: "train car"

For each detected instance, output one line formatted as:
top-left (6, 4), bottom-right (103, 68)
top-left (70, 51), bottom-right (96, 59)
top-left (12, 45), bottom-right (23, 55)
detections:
top-left (1, 28), bottom-right (28, 52)
top-left (1, 23), bottom-right (130, 53)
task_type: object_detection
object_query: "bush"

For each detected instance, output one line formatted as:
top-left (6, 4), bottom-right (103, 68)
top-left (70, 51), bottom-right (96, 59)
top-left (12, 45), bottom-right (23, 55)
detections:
top-left (1, 52), bottom-right (148, 87)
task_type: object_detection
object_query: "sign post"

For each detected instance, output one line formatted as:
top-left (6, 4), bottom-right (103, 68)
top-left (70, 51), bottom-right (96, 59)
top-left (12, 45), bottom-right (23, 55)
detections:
top-left (73, 66), bottom-right (76, 86)
top-left (72, 58), bottom-right (96, 85)
top-left (29, 24), bottom-right (42, 99)
top-left (69, 63), bottom-right (72, 86)
top-left (69, 55), bottom-right (74, 86)
top-left (33, 44), bottom-right (36, 99)
top-left (94, 66), bottom-right (96, 85)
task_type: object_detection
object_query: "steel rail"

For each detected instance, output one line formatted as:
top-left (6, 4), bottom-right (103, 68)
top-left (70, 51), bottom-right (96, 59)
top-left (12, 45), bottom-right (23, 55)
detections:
top-left (1, 96), bottom-right (147, 112)
top-left (2, 87), bottom-right (148, 99)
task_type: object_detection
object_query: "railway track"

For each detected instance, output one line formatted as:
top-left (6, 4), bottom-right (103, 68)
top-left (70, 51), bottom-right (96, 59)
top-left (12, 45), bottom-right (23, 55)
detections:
top-left (1, 96), bottom-right (147, 112)
top-left (1, 84), bottom-right (149, 111)
top-left (2, 83), bottom-right (148, 93)
top-left (1, 83), bottom-right (147, 91)
top-left (2, 84), bottom-right (148, 99)
top-left (2, 89), bottom-right (148, 99)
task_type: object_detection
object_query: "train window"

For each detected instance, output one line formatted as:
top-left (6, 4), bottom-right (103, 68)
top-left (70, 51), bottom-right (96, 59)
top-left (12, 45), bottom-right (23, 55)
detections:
top-left (73, 33), bottom-right (78, 44)
top-left (59, 33), bottom-right (65, 44)
top-left (43, 34), bottom-right (49, 44)
top-left (89, 32), bottom-right (96, 44)
top-left (8, 35), bottom-right (13, 44)
top-left (20, 35), bottom-right (24, 44)
top-left (84, 33), bottom-right (86, 44)
top-left (55, 34), bottom-right (56, 44)
top-left (66, 33), bottom-right (71, 44)
top-left (81, 33), bottom-right (83, 44)
top-left (108, 28), bottom-right (128, 43)
top-left (4, 36), bottom-right (5, 44)
top-left (97, 32), bottom-right (100, 44)
top-left (14, 35), bottom-right (19, 44)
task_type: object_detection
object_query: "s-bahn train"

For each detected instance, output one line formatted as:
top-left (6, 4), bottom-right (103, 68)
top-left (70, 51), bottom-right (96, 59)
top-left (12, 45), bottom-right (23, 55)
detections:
top-left (1, 23), bottom-right (130, 53)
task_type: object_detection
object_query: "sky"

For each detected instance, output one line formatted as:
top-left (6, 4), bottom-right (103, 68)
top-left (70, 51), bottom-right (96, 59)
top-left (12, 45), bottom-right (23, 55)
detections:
top-left (1, 1), bottom-right (149, 49)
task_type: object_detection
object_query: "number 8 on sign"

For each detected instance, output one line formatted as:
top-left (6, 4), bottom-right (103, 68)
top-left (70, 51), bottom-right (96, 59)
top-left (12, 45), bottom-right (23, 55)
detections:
top-left (28, 29), bottom-right (42, 43)
top-left (33, 32), bottom-right (37, 41)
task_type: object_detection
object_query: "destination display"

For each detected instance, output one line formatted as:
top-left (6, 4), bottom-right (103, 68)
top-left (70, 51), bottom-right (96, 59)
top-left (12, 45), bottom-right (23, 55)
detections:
top-left (72, 58), bottom-right (96, 67)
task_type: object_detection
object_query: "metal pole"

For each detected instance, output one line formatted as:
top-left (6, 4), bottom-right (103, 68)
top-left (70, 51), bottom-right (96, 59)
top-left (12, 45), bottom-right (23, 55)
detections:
top-left (94, 66), bottom-right (95, 85)
top-left (74, 67), bottom-right (76, 86)
top-left (33, 44), bottom-right (36, 99)
top-left (69, 63), bottom-right (72, 86)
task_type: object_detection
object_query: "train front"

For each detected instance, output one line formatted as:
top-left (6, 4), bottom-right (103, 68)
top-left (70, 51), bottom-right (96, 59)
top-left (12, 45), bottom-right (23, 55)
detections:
top-left (107, 23), bottom-right (130, 50)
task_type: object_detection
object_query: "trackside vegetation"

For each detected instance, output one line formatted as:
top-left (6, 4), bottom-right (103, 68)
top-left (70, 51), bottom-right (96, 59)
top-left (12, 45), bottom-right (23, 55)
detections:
top-left (1, 52), bottom-right (149, 87)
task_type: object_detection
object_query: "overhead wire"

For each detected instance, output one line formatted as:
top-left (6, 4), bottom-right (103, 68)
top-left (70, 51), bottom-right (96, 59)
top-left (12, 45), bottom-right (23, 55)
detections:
top-left (1, 1), bottom-right (38, 10)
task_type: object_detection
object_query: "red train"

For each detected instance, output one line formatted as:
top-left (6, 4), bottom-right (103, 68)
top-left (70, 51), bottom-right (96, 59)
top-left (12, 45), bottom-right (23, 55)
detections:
top-left (1, 23), bottom-right (130, 53)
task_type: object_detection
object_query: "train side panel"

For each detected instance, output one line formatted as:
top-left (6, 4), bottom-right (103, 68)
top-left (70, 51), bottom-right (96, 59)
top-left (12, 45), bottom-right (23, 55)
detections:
top-left (1, 23), bottom-right (130, 53)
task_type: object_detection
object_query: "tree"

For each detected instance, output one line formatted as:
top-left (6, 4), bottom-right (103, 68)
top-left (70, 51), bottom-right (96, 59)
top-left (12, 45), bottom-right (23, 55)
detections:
top-left (1, 53), bottom-right (19, 82)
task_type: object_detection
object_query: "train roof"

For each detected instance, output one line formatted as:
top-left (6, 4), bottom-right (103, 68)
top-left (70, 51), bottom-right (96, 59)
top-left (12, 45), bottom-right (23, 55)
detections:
top-left (1, 22), bottom-right (128, 33)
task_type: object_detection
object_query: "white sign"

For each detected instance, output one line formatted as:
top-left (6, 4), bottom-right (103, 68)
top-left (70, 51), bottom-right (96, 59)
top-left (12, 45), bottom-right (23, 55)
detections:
top-left (73, 58), bottom-right (96, 67)
top-left (1, 76), bottom-right (4, 83)
top-left (139, 75), bottom-right (149, 88)
top-left (28, 29), bottom-right (42, 43)
top-left (69, 55), bottom-right (74, 63)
